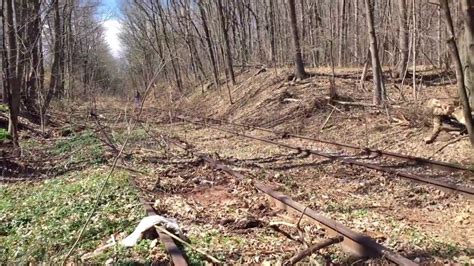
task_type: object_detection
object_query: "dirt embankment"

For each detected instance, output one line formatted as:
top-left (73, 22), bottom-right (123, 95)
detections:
top-left (169, 67), bottom-right (473, 165)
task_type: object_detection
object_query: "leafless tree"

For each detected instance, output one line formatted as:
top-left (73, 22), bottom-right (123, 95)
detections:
top-left (365, 0), bottom-right (385, 105)
top-left (440, 0), bottom-right (474, 146)
top-left (288, 0), bottom-right (307, 79)
top-left (396, 0), bottom-right (409, 78)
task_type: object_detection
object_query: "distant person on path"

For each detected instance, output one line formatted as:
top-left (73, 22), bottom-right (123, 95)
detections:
top-left (134, 91), bottom-right (141, 114)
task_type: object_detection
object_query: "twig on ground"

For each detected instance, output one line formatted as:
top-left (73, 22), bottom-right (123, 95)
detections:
top-left (296, 206), bottom-right (309, 247)
top-left (429, 135), bottom-right (467, 159)
top-left (284, 236), bottom-right (344, 265)
top-left (114, 164), bottom-right (149, 175)
top-left (156, 226), bottom-right (222, 264)
top-left (320, 108), bottom-right (335, 131)
top-left (269, 224), bottom-right (302, 243)
top-left (330, 99), bottom-right (377, 107)
top-left (327, 103), bottom-right (343, 113)
top-left (268, 221), bottom-right (297, 228)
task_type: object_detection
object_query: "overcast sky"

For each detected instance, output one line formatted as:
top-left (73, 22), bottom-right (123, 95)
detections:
top-left (99, 0), bottom-right (123, 58)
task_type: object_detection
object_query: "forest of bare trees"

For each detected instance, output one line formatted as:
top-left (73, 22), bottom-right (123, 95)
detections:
top-left (119, 0), bottom-right (471, 88)
top-left (1, 0), bottom-right (120, 145)
top-left (118, 0), bottom-right (473, 144)
top-left (2, 0), bottom-right (473, 146)
top-left (2, 1), bottom-right (474, 264)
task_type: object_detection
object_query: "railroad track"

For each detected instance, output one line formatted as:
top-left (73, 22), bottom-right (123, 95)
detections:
top-left (129, 178), bottom-right (188, 266)
top-left (179, 114), bottom-right (473, 173)
top-left (176, 115), bottom-right (473, 198)
top-left (135, 126), bottom-right (418, 265)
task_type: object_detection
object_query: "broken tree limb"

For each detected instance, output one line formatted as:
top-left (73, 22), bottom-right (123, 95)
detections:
top-left (320, 108), bottom-right (335, 131)
top-left (327, 103), bottom-right (344, 113)
top-left (156, 226), bottom-right (222, 264)
top-left (282, 98), bottom-right (301, 103)
top-left (269, 224), bottom-right (303, 244)
top-left (269, 221), bottom-right (297, 228)
top-left (284, 236), bottom-right (344, 265)
top-left (326, 98), bottom-right (377, 107)
top-left (429, 135), bottom-right (468, 159)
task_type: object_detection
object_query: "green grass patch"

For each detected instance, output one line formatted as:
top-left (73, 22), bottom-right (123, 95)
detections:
top-left (185, 247), bottom-right (207, 266)
top-left (185, 230), bottom-right (241, 264)
top-left (0, 170), bottom-right (143, 264)
top-left (92, 239), bottom-right (161, 265)
top-left (324, 200), bottom-right (354, 213)
top-left (0, 128), bottom-right (11, 141)
top-left (20, 138), bottom-right (40, 150)
top-left (351, 208), bottom-right (369, 218)
top-left (52, 131), bottom-right (104, 164)
top-left (0, 104), bottom-right (8, 113)
top-left (112, 128), bottom-right (149, 143)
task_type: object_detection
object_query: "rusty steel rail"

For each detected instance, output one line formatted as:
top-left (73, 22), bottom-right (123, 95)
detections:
top-left (179, 116), bottom-right (474, 198)
top-left (129, 178), bottom-right (188, 266)
top-left (152, 130), bottom-right (416, 265)
top-left (180, 114), bottom-right (473, 173)
top-left (256, 184), bottom-right (417, 265)
top-left (221, 165), bottom-right (416, 265)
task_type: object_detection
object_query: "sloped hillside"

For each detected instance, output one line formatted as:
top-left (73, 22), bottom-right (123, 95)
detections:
top-left (176, 67), bottom-right (473, 165)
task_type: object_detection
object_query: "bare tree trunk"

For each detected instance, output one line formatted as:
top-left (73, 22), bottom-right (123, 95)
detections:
top-left (199, 0), bottom-right (219, 88)
top-left (1, 0), bottom-right (9, 104)
top-left (360, 49), bottom-right (371, 86)
top-left (411, 0), bottom-right (417, 99)
top-left (364, 0), bottom-right (384, 105)
top-left (438, 6), bottom-right (443, 68)
top-left (338, 0), bottom-right (346, 67)
top-left (396, 0), bottom-right (409, 78)
top-left (354, 0), bottom-right (359, 63)
top-left (4, 0), bottom-right (22, 145)
top-left (45, 0), bottom-right (62, 112)
top-left (217, 0), bottom-right (235, 85)
top-left (440, 0), bottom-right (474, 146)
top-left (24, 0), bottom-right (42, 113)
top-left (288, 0), bottom-right (307, 80)
top-left (157, 2), bottom-right (183, 92)
top-left (461, 0), bottom-right (474, 108)
top-left (268, 0), bottom-right (276, 65)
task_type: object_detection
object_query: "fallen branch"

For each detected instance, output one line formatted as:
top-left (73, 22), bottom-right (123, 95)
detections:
top-left (320, 108), bottom-right (335, 131)
top-left (269, 224), bottom-right (302, 244)
top-left (327, 103), bottom-right (344, 113)
top-left (284, 236), bottom-right (344, 265)
top-left (429, 135), bottom-right (467, 159)
top-left (268, 221), bottom-right (297, 228)
top-left (156, 226), bottom-right (222, 264)
top-left (330, 99), bottom-right (377, 107)
top-left (282, 98), bottom-right (302, 103)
